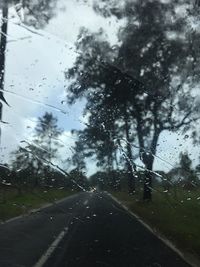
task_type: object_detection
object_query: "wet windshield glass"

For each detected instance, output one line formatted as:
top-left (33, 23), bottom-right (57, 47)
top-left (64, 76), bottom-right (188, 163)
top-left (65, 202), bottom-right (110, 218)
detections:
top-left (0, 1), bottom-right (200, 267)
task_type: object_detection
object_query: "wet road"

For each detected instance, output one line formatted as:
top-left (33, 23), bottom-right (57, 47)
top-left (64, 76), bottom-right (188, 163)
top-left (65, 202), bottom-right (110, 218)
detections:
top-left (0, 192), bottom-right (191, 267)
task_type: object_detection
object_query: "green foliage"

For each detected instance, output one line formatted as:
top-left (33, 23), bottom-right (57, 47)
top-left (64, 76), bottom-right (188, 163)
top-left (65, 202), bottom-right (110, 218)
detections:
top-left (0, 0), bottom-right (58, 28)
top-left (21, 0), bottom-right (58, 28)
top-left (34, 112), bottom-right (63, 162)
top-left (166, 152), bottom-right (200, 189)
top-left (179, 151), bottom-right (192, 171)
top-left (113, 189), bottom-right (200, 259)
top-left (10, 112), bottom-right (64, 188)
top-left (0, 188), bottom-right (75, 221)
top-left (66, 0), bottom-right (200, 199)
top-left (70, 136), bottom-right (86, 171)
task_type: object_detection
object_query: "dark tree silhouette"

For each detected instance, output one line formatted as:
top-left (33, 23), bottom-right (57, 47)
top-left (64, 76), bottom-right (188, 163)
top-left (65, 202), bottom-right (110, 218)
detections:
top-left (66, 0), bottom-right (200, 200)
top-left (70, 135), bottom-right (86, 171)
top-left (21, 0), bottom-right (58, 29)
top-left (34, 112), bottom-right (62, 162)
top-left (179, 152), bottom-right (192, 172)
top-left (11, 112), bottom-right (63, 187)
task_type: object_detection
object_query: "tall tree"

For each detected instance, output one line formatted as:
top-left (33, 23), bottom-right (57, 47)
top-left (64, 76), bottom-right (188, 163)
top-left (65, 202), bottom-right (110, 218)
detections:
top-left (179, 152), bottom-right (192, 172)
top-left (178, 151), bottom-right (198, 188)
top-left (11, 112), bottom-right (63, 186)
top-left (34, 112), bottom-right (62, 163)
top-left (66, 0), bottom-right (200, 200)
top-left (70, 136), bottom-right (86, 171)
top-left (66, 28), bottom-right (138, 192)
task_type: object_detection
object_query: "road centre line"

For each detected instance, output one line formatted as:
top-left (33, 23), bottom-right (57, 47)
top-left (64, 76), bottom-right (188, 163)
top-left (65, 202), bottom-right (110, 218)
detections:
top-left (33, 227), bottom-right (68, 267)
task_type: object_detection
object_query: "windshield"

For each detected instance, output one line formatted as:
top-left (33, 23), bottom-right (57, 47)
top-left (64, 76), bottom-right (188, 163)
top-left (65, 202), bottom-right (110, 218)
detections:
top-left (0, 1), bottom-right (200, 267)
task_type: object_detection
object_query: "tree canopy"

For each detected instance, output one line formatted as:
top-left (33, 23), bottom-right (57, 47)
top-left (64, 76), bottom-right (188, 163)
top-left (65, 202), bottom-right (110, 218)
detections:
top-left (65, 0), bottom-right (200, 200)
top-left (11, 112), bottom-right (63, 187)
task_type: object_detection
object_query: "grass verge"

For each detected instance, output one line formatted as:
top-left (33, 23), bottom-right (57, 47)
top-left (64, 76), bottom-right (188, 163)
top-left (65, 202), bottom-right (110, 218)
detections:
top-left (0, 187), bottom-right (76, 221)
top-left (112, 189), bottom-right (200, 260)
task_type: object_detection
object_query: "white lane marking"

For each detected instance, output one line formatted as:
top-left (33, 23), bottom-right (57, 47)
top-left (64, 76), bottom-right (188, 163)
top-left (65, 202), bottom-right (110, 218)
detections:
top-left (83, 199), bottom-right (89, 205)
top-left (33, 227), bottom-right (68, 267)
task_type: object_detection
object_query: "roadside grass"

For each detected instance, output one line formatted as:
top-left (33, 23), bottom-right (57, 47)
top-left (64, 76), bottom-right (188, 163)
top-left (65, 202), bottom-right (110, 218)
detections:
top-left (0, 187), bottom-right (76, 221)
top-left (112, 188), bottom-right (200, 259)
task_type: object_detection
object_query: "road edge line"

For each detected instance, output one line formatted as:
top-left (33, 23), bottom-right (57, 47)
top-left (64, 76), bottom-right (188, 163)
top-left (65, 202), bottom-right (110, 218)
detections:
top-left (106, 192), bottom-right (200, 267)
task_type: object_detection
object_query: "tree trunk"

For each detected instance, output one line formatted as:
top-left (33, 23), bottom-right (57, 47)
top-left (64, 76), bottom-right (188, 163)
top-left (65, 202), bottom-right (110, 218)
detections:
top-left (0, 1), bottom-right (8, 141)
top-left (124, 107), bottom-right (135, 194)
top-left (142, 129), bottom-right (160, 201)
top-left (143, 155), bottom-right (153, 201)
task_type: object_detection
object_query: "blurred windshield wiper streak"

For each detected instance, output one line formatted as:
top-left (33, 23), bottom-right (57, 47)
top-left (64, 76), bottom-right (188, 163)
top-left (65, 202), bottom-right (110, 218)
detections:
top-left (119, 138), bottom-right (175, 169)
top-left (15, 148), bottom-right (87, 223)
top-left (19, 143), bottom-right (86, 192)
top-left (0, 167), bottom-right (84, 227)
top-left (117, 140), bottom-right (163, 179)
top-left (5, 101), bottom-right (84, 136)
top-left (0, 112), bottom-right (75, 154)
top-left (0, 25), bottom-right (31, 43)
top-left (1, 16), bottom-right (44, 37)
top-left (117, 141), bottom-right (177, 189)
top-left (0, 88), bottom-right (67, 115)
top-left (0, 119), bottom-right (8, 124)
top-left (117, 137), bottom-right (200, 188)
top-left (7, 35), bottom-right (32, 43)
top-left (2, 111), bottom-right (78, 156)
top-left (8, 143), bottom-right (88, 222)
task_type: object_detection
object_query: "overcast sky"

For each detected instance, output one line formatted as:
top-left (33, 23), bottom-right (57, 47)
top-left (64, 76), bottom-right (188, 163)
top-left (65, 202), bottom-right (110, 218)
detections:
top-left (1, 0), bottom-right (200, 175)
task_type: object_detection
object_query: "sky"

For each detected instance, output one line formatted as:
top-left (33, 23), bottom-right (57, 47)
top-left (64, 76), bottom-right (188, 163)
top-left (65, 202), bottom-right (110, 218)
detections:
top-left (1, 0), bottom-right (200, 175)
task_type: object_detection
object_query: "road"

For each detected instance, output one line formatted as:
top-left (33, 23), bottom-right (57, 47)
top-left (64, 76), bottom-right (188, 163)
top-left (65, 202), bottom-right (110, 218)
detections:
top-left (0, 192), bottom-right (191, 267)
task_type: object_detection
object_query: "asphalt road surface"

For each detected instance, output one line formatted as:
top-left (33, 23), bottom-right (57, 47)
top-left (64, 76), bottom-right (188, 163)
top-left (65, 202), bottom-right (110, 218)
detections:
top-left (0, 192), bottom-right (191, 267)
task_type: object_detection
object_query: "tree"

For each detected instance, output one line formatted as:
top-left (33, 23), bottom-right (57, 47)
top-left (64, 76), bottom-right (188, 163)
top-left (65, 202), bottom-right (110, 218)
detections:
top-left (11, 112), bottom-right (63, 187)
top-left (179, 152), bottom-right (192, 172)
top-left (21, 0), bottom-right (58, 29)
top-left (34, 112), bottom-right (62, 162)
top-left (178, 151), bottom-right (198, 188)
top-left (70, 132), bottom-right (86, 171)
top-left (66, 29), bottom-right (137, 193)
top-left (65, 0), bottom-right (200, 200)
